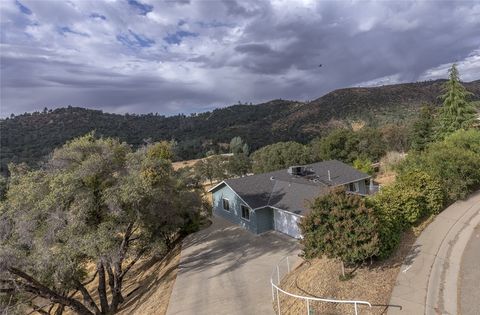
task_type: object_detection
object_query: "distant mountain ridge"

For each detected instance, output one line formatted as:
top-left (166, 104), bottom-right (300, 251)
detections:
top-left (1, 79), bottom-right (479, 173)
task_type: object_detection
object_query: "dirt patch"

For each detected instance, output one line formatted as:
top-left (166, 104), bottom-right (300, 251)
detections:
top-left (118, 246), bottom-right (181, 315)
top-left (172, 158), bottom-right (202, 170)
top-left (275, 231), bottom-right (416, 315)
top-left (58, 247), bottom-right (181, 315)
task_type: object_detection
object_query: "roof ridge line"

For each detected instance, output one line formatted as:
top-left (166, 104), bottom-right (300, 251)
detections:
top-left (266, 179), bottom-right (279, 207)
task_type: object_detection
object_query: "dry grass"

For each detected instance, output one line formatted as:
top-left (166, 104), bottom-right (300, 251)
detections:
top-left (117, 246), bottom-right (181, 315)
top-left (172, 158), bottom-right (202, 170)
top-left (274, 231), bottom-right (417, 315)
top-left (375, 171), bottom-right (396, 186)
top-left (59, 246), bottom-right (181, 315)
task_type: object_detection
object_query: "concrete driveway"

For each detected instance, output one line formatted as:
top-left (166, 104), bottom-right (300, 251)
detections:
top-left (167, 216), bottom-right (300, 315)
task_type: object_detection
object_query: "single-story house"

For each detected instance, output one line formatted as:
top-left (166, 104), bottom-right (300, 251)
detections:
top-left (208, 160), bottom-right (372, 239)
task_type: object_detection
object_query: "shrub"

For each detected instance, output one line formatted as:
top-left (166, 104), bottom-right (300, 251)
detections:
top-left (300, 188), bottom-right (380, 269)
top-left (373, 171), bottom-right (444, 227)
top-left (399, 129), bottom-right (480, 201)
top-left (353, 157), bottom-right (374, 175)
top-left (379, 151), bottom-right (405, 174)
top-left (370, 170), bottom-right (444, 258)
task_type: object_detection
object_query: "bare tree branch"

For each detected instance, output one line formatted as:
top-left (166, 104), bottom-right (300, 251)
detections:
top-left (74, 280), bottom-right (101, 315)
top-left (7, 267), bottom-right (94, 315)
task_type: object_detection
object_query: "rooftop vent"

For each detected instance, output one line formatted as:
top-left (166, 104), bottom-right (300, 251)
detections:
top-left (270, 176), bottom-right (275, 181)
top-left (288, 166), bottom-right (306, 176)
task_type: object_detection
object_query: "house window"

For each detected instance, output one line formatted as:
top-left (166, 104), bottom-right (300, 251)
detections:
top-left (349, 182), bottom-right (359, 192)
top-left (241, 205), bottom-right (250, 221)
top-left (222, 198), bottom-right (230, 211)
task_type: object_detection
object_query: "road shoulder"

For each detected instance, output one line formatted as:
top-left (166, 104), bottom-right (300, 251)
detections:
top-left (388, 191), bottom-right (480, 315)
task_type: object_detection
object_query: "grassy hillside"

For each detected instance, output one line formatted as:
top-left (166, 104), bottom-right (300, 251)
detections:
top-left (1, 79), bottom-right (479, 173)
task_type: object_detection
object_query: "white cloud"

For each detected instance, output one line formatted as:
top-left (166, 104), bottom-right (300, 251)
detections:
top-left (0, 0), bottom-right (479, 117)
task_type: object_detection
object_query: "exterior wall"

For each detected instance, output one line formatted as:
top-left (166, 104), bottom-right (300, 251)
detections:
top-left (358, 179), bottom-right (367, 195)
top-left (212, 184), bottom-right (274, 234)
top-left (255, 207), bottom-right (274, 234)
top-left (345, 179), bottom-right (368, 195)
top-left (273, 208), bottom-right (303, 239)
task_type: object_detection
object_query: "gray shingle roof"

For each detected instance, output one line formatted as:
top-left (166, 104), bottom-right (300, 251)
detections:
top-left (211, 160), bottom-right (370, 215)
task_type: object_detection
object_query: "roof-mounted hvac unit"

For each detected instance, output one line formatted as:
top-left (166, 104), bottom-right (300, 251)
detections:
top-left (288, 166), bottom-right (306, 176)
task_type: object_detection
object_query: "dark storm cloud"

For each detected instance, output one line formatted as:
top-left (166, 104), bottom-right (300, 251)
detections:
top-left (0, 0), bottom-right (479, 117)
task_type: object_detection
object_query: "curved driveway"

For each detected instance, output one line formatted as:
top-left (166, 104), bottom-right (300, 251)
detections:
top-left (167, 216), bottom-right (300, 315)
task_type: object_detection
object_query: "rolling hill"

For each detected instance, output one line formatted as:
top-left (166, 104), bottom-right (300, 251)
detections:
top-left (1, 79), bottom-right (479, 174)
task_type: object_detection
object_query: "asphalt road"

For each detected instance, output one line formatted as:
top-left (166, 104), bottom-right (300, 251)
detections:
top-left (459, 223), bottom-right (480, 315)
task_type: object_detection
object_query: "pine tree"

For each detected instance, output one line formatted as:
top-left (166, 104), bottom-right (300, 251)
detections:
top-left (410, 104), bottom-right (436, 151)
top-left (437, 64), bottom-right (476, 138)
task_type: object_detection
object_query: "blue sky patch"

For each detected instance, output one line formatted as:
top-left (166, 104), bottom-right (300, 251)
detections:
top-left (58, 26), bottom-right (89, 37)
top-left (117, 30), bottom-right (155, 48)
top-left (164, 30), bottom-right (198, 45)
top-left (15, 0), bottom-right (32, 15)
top-left (128, 0), bottom-right (153, 16)
top-left (90, 13), bottom-right (106, 20)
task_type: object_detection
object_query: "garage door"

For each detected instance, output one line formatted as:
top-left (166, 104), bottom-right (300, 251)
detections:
top-left (273, 209), bottom-right (302, 239)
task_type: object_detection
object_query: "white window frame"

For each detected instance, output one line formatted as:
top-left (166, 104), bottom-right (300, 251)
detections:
top-left (222, 198), bottom-right (230, 211)
top-left (241, 205), bottom-right (250, 221)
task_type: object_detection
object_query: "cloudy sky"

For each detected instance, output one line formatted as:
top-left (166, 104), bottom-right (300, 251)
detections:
top-left (1, 0), bottom-right (479, 117)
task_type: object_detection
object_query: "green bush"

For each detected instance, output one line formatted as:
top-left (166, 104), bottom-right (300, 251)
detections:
top-left (370, 170), bottom-right (444, 258)
top-left (299, 188), bottom-right (380, 265)
top-left (373, 171), bottom-right (444, 226)
top-left (353, 157), bottom-right (374, 175)
top-left (399, 129), bottom-right (480, 201)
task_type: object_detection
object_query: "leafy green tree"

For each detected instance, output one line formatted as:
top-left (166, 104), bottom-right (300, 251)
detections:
top-left (0, 134), bottom-right (203, 315)
top-left (299, 188), bottom-right (380, 277)
top-left (410, 104), bottom-right (436, 151)
top-left (356, 127), bottom-right (387, 161)
top-left (353, 158), bottom-right (374, 175)
top-left (436, 64), bottom-right (476, 138)
top-left (194, 155), bottom-right (229, 184)
top-left (381, 123), bottom-right (410, 153)
top-left (229, 137), bottom-right (245, 154)
top-left (310, 129), bottom-right (359, 163)
top-left (194, 158), bottom-right (216, 184)
top-left (226, 154), bottom-right (251, 177)
top-left (242, 143), bottom-right (250, 155)
top-left (251, 141), bottom-right (312, 173)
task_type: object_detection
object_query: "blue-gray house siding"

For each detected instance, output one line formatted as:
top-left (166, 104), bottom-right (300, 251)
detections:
top-left (212, 184), bottom-right (274, 234)
top-left (345, 179), bottom-right (368, 195)
top-left (210, 159), bottom-right (372, 239)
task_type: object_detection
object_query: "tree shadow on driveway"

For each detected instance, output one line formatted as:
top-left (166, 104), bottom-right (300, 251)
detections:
top-left (179, 216), bottom-right (300, 278)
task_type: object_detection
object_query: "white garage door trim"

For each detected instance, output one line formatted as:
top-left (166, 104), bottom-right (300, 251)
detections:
top-left (273, 208), bottom-right (303, 239)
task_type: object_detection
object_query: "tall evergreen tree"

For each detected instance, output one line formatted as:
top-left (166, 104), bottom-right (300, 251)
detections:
top-left (410, 104), bottom-right (436, 151)
top-left (437, 64), bottom-right (476, 138)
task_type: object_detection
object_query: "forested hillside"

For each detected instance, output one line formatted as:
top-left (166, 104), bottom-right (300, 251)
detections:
top-left (1, 79), bottom-right (479, 173)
